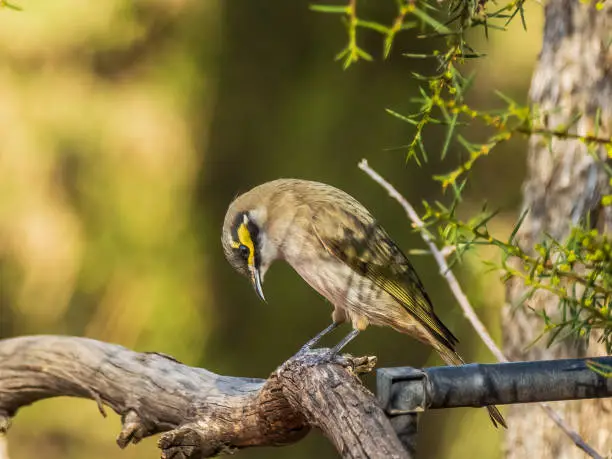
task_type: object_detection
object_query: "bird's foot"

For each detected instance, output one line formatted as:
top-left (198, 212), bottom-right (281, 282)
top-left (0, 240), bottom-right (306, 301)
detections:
top-left (289, 347), bottom-right (376, 374)
top-left (295, 328), bottom-right (359, 360)
top-left (294, 343), bottom-right (330, 360)
top-left (329, 343), bottom-right (344, 356)
top-left (329, 329), bottom-right (359, 355)
top-left (291, 346), bottom-right (346, 365)
top-left (296, 341), bottom-right (316, 355)
top-left (296, 322), bottom-right (342, 357)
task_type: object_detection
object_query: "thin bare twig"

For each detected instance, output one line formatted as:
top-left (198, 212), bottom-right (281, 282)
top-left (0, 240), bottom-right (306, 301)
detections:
top-left (358, 158), bottom-right (604, 459)
top-left (359, 159), bottom-right (506, 360)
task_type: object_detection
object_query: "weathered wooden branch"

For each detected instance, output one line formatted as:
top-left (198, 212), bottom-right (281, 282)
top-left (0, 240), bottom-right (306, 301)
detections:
top-left (0, 335), bottom-right (408, 459)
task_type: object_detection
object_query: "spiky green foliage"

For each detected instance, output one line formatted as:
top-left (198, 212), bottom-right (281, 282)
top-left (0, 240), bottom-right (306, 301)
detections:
top-left (314, 0), bottom-right (612, 353)
top-left (0, 0), bottom-right (21, 10)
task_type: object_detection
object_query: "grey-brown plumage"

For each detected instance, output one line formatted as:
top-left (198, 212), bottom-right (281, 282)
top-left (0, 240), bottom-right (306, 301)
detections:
top-left (222, 179), bottom-right (506, 428)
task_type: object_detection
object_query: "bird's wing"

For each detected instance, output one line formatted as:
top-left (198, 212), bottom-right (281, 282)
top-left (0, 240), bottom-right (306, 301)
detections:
top-left (312, 206), bottom-right (458, 350)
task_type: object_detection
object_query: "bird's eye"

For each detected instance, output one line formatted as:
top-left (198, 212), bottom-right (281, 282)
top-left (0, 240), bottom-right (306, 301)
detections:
top-left (238, 244), bottom-right (250, 260)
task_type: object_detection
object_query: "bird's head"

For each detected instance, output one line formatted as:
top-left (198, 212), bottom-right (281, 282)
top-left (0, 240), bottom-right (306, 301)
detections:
top-left (222, 189), bottom-right (277, 302)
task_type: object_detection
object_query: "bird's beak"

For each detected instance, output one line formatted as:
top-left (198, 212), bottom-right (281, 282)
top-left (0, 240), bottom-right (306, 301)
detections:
top-left (249, 265), bottom-right (266, 302)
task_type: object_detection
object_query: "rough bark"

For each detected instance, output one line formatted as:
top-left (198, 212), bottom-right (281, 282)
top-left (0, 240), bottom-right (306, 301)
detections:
top-left (0, 335), bottom-right (408, 459)
top-left (504, 1), bottom-right (612, 458)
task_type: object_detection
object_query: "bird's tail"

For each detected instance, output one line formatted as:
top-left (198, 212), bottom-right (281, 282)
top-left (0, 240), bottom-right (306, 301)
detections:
top-left (436, 346), bottom-right (508, 429)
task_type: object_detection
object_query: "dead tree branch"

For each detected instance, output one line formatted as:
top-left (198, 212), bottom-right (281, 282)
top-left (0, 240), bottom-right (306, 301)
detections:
top-left (0, 335), bottom-right (408, 459)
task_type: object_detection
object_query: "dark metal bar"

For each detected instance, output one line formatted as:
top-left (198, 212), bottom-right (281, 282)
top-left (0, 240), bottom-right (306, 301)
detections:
top-left (377, 367), bottom-right (423, 457)
top-left (388, 414), bottom-right (418, 458)
top-left (378, 356), bottom-right (612, 415)
top-left (377, 356), bottom-right (612, 455)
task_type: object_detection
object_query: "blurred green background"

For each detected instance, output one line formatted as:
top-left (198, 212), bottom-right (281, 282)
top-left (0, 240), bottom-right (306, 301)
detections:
top-left (0, 1), bottom-right (542, 458)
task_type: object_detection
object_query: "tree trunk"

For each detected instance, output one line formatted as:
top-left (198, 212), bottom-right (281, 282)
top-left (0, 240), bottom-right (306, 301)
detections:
top-left (504, 1), bottom-right (612, 458)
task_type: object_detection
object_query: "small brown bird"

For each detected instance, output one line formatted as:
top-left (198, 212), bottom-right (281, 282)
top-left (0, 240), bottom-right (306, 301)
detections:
top-left (222, 179), bottom-right (506, 428)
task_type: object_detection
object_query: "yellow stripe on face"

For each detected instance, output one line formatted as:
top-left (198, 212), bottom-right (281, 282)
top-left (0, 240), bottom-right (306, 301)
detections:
top-left (236, 222), bottom-right (255, 267)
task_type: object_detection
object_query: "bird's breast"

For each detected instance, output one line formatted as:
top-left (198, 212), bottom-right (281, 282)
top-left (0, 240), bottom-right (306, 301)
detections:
top-left (292, 256), bottom-right (356, 304)
top-left (285, 244), bottom-right (414, 332)
top-left (286, 251), bottom-right (388, 316)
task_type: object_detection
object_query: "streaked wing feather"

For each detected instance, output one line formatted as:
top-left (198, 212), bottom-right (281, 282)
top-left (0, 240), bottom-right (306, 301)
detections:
top-left (313, 207), bottom-right (458, 350)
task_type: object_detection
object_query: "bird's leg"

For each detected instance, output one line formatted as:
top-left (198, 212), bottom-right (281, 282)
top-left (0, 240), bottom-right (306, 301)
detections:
top-left (330, 329), bottom-right (360, 355)
top-left (298, 321), bottom-right (341, 353)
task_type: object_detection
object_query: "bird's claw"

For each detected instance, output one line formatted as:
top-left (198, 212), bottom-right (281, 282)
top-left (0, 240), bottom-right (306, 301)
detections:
top-left (293, 346), bottom-right (346, 366)
top-left (297, 341), bottom-right (316, 355)
top-left (294, 343), bottom-right (320, 358)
